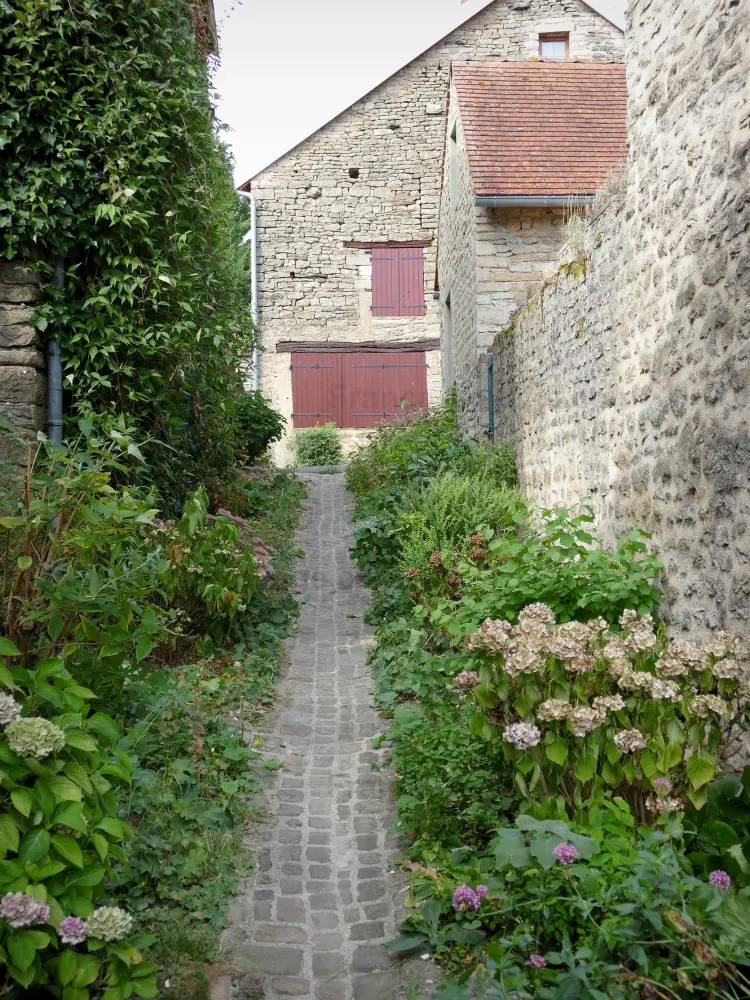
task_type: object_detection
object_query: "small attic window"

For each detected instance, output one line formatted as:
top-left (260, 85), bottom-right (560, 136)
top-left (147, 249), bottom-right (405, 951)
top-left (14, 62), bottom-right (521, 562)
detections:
top-left (539, 32), bottom-right (569, 59)
top-left (349, 168), bottom-right (360, 179)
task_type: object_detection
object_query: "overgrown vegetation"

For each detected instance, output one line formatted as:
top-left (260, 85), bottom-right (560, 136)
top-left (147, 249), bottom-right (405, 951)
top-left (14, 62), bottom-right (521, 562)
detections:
top-left (0, 428), bottom-right (304, 998)
top-left (292, 423), bottom-right (342, 467)
top-left (348, 400), bottom-right (750, 998)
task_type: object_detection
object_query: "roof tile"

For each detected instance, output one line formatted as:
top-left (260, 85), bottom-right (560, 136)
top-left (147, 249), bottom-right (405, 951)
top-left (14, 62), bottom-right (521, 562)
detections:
top-left (453, 61), bottom-right (628, 198)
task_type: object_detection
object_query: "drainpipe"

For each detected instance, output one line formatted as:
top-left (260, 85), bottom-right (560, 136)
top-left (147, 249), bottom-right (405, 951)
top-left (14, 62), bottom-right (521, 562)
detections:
top-left (236, 189), bottom-right (259, 391)
top-left (47, 258), bottom-right (65, 447)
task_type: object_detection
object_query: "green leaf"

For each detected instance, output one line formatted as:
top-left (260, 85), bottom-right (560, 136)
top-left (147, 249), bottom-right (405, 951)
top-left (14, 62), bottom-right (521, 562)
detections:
top-left (702, 820), bottom-right (740, 849)
top-left (86, 713), bottom-right (119, 746)
top-left (492, 829), bottom-right (532, 869)
top-left (92, 834), bottom-right (109, 862)
top-left (574, 751), bottom-right (597, 784)
top-left (545, 737), bottom-right (568, 766)
top-left (686, 749), bottom-right (717, 790)
top-left (51, 833), bottom-right (84, 868)
top-left (95, 817), bottom-right (132, 841)
top-left (0, 637), bottom-right (21, 657)
top-left (0, 815), bottom-right (19, 857)
top-left (19, 828), bottom-right (50, 864)
top-left (385, 934), bottom-right (427, 953)
top-left (67, 865), bottom-right (106, 888)
top-left (657, 740), bottom-right (682, 772)
top-left (640, 750), bottom-right (657, 779)
top-left (135, 638), bottom-right (154, 663)
top-left (132, 979), bottom-right (158, 998)
top-left (10, 788), bottom-right (33, 818)
top-left (48, 776), bottom-right (83, 803)
top-left (60, 949), bottom-right (79, 986)
top-left (16, 556), bottom-right (32, 571)
top-left (65, 733), bottom-right (98, 752)
top-left (53, 803), bottom-right (88, 835)
top-left (8, 930), bottom-right (49, 971)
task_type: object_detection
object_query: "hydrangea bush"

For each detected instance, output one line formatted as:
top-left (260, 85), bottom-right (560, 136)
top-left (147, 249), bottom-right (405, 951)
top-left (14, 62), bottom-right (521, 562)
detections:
top-left (0, 640), bottom-right (155, 997)
top-left (461, 603), bottom-right (749, 815)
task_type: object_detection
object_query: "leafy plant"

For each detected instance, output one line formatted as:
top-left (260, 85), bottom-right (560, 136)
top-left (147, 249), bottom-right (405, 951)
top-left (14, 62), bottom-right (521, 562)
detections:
top-left (234, 392), bottom-right (285, 463)
top-left (462, 602), bottom-right (748, 816)
top-left (0, 640), bottom-right (156, 999)
top-left (292, 423), bottom-right (342, 466)
top-left (393, 715), bottom-right (511, 846)
top-left (684, 768), bottom-right (750, 887)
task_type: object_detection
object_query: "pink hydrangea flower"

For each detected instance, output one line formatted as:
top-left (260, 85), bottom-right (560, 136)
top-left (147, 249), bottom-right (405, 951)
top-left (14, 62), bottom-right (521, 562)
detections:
top-left (526, 954), bottom-right (547, 969)
top-left (553, 842), bottom-right (579, 865)
top-left (58, 915), bottom-right (87, 945)
top-left (709, 870), bottom-right (732, 889)
top-left (0, 892), bottom-right (46, 928)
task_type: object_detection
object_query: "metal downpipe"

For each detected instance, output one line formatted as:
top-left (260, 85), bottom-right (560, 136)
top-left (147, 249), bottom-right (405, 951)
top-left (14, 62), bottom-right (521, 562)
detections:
top-left (47, 259), bottom-right (65, 447)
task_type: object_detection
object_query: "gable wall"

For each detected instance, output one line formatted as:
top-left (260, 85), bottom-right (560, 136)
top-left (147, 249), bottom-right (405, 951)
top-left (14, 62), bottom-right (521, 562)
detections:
top-left (251, 0), bottom-right (623, 461)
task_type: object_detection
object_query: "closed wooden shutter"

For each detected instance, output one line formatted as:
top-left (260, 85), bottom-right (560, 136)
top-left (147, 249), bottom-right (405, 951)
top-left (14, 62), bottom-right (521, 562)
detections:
top-left (290, 353), bottom-right (342, 427)
top-left (371, 247), bottom-right (426, 317)
top-left (342, 352), bottom-right (428, 427)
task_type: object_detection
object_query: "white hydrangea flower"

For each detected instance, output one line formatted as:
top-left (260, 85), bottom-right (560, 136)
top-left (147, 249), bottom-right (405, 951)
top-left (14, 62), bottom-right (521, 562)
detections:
top-left (6, 717), bottom-right (65, 758)
top-left (710, 658), bottom-right (744, 680)
top-left (0, 692), bottom-right (22, 726)
top-left (466, 618), bottom-right (512, 652)
top-left (502, 722), bottom-right (541, 750)
top-left (84, 906), bottom-right (133, 942)
top-left (592, 694), bottom-right (626, 721)
top-left (650, 678), bottom-right (681, 702)
top-left (570, 706), bottom-right (599, 737)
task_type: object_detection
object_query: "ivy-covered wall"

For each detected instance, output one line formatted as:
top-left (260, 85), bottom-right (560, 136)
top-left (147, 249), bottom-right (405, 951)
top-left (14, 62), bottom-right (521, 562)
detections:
top-left (1, 0), bottom-right (252, 507)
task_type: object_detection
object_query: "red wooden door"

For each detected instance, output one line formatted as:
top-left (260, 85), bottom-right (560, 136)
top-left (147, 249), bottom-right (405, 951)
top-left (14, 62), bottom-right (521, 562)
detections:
top-left (342, 352), bottom-right (428, 427)
top-left (290, 353), bottom-right (342, 427)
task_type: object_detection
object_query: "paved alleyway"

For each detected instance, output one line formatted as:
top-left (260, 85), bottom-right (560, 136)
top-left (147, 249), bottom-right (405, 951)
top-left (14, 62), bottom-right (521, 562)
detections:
top-left (221, 473), bottom-right (425, 1000)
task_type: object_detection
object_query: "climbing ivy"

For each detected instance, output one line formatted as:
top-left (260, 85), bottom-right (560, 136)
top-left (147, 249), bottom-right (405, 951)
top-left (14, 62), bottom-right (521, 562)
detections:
top-left (0, 0), bottom-right (254, 508)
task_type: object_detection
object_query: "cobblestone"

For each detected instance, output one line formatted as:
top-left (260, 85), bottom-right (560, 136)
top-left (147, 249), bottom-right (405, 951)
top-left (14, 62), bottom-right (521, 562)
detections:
top-left (221, 474), bottom-right (407, 999)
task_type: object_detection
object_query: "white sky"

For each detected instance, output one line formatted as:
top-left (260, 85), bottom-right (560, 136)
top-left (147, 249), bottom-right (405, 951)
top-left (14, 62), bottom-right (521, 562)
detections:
top-left (211, 0), bottom-right (626, 187)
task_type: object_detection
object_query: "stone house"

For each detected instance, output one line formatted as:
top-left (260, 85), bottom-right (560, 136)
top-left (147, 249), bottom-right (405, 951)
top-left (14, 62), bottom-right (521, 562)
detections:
top-left (438, 60), bottom-right (628, 435)
top-left (240, 0), bottom-right (624, 463)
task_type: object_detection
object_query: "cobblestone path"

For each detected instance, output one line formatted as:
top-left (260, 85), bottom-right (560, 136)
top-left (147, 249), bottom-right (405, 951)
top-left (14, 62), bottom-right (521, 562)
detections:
top-left (221, 473), bottom-right (425, 1000)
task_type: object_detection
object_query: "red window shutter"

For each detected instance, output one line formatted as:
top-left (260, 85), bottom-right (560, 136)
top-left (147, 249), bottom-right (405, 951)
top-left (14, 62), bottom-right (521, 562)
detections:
top-left (371, 248), bottom-right (399, 316)
top-left (397, 248), bottom-right (426, 317)
top-left (342, 352), bottom-right (428, 428)
top-left (290, 353), bottom-right (342, 427)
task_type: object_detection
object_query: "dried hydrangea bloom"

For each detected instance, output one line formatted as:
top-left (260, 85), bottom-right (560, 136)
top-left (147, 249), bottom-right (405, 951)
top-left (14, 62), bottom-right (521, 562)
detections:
top-left (537, 698), bottom-right (572, 721)
top-left (739, 677), bottom-right (750, 705)
top-left (705, 631), bottom-right (742, 660)
top-left (502, 722), bottom-right (541, 750)
top-left (587, 617), bottom-right (609, 635)
top-left (503, 643), bottom-right (545, 678)
top-left (429, 552), bottom-right (443, 568)
top-left (84, 906), bottom-right (133, 942)
top-left (58, 915), bottom-right (87, 945)
top-left (570, 706), bottom-right (599, 737)
top-left (646, 793), bottom-right (684, 814)
top-left (691, 693), bottom-right (728, 717)
top-left (621, 612), bottom-right (657, 653)
top-left (0, 692), bottom-right (22, 726)
top-left (603, 635), bottom-right (630, 672)
top-left (563, 655), bottom-right (596, 675)
top-left (667, 636), bottom-right (705, 669)
top-left (0, 892), bottom-right (46, 928)
top-left (452, 671), bottom-right (480, 690)
top-left (710, 657), bottom-right (744, 680)
top-left (518, 603), bottom-right (556, 628)
top-left (466, 618), bottom-right (512, 652)
top-left (614, 729), bottom-right (647, 752)
top-left (592, 694), bottom-right (626, 720)
top-left (6, 717), bottom-right (66, 759)
top-left (617, 669), bottom-right (654, 693)
top-left (545, 633), bottom-right (586, 660)
top-left (650, 678), bottom-right (682, 702)
top-left (655, 654), bottom-right (690, 679)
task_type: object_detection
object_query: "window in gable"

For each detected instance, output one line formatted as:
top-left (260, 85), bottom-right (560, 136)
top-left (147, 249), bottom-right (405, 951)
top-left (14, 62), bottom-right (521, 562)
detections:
top-left (371, 246), bottom-right (426, 317)
top-left (539, 32), bottom-right (569, 59)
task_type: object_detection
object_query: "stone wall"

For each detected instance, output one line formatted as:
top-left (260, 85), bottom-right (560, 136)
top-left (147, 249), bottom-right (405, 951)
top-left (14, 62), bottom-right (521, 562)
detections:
top-left (0, 263), bottom-right (46, 448)
top-left (491, 0), bottom-right (750, 639)
top-left (249, 0), bottom-right (623, 461)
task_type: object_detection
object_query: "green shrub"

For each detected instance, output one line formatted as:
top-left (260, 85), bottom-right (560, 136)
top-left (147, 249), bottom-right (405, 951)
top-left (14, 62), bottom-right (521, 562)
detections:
top-left (293, 423), bottom-right (342, 466)
top-left (393, 716), bottom-right (511, 846)
top-left (235, 392), bottom-right (285, 463)
top-left (0, 641), bottom-right (156, 998)
top-left (398, 474), bottom-right (524, 571)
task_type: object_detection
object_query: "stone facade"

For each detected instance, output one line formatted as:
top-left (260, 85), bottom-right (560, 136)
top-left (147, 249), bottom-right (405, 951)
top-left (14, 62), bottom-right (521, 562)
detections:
top-left (439, 76), bottom-right (568, 433)
top-left (0, 263), bottom-right (46, 453)
top-left (490, 0), bottom-right (750, 639)
top-left (247, 0), bottom-right (623, 462)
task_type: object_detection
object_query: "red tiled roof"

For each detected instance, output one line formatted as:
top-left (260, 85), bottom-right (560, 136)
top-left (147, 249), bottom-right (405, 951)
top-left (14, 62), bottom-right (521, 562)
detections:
top-left (453, 61), bottom-right (628, 198)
